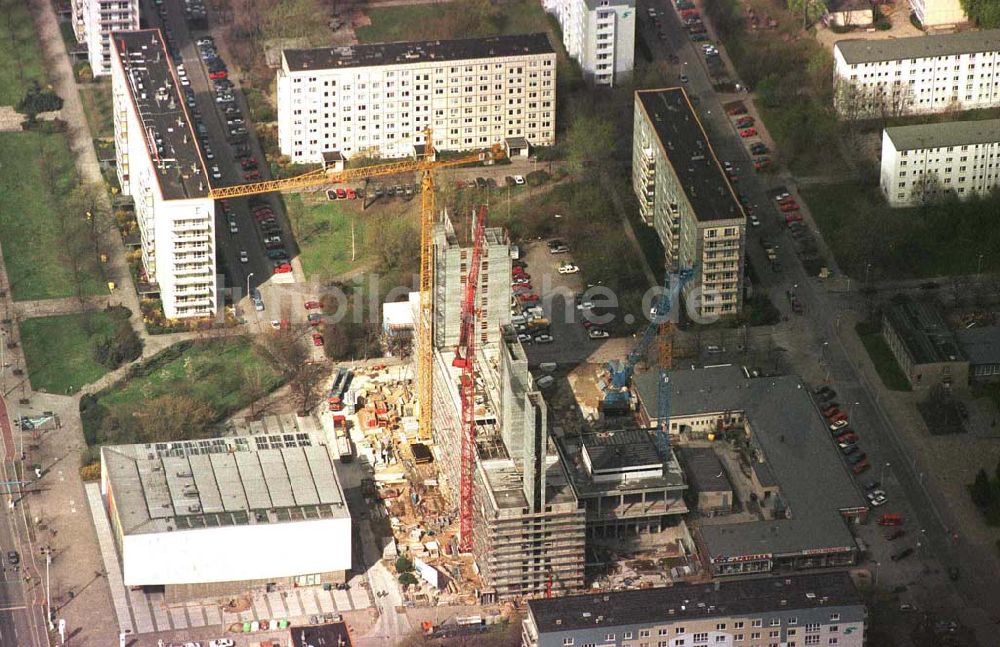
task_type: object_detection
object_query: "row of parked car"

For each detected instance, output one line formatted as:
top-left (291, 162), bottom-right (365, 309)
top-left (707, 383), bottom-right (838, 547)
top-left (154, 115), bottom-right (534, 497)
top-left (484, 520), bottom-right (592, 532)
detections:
top-left (815, 385), bottom-right (882, 493)
top-left (725, 102), bottom-right (771, 171)
top-left (511, 259), bottom-right (552, 345)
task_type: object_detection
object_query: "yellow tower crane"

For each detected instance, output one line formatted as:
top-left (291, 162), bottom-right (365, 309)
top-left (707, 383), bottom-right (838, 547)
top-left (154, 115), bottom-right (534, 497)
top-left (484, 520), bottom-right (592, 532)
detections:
top-left (206, 130), bottom-right (506, 441)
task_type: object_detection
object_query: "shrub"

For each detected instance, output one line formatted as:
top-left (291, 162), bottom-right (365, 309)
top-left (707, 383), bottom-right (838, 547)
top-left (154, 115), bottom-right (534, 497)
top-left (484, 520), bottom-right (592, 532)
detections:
top-left (395, 555), bottom-right (414, 573)
top-left (17, 82), bottom-right (64, 122)
top-left (79, 463), bottom-right (102, 481)
top-left (525, 170), bottom-right (550, 186)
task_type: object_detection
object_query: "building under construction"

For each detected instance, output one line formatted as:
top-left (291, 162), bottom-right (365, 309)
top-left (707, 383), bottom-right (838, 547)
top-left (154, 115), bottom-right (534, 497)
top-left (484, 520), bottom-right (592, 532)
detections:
top-left (424, 213), bottom-right (586, 600)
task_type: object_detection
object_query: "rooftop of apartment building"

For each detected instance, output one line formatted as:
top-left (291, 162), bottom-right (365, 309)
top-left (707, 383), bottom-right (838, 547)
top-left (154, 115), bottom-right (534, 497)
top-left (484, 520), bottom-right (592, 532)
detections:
top-left (636, 88), bottom-right (744, 224)
top-left (634, 365), bottom-right (866, 558)
top-left (835, 29), bottom-right (1000, 64)
top-left (884, 300), bottom-right (965, 364)
top-left (527, 571), bottom-right (863, 631)
top-left (282, 33), bottom-right (555, 73)
top-left (556, 428), bottom-right (687, 497)
top-left (112, 29), bottom-right (209, 200)
top-left (676, 446), bottom-right (731, 493)
top-left (101, 433), bottom-right (349, 536)
top-left (885, 118), bottom-right (1000, 151)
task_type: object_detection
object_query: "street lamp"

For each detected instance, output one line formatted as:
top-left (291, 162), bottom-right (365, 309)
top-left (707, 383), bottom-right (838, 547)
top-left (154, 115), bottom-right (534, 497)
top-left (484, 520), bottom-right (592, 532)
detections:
top-left (41, 546), bottom-right (53, 631)
top-left (978, 253), bottom-right (984, 276)
top-left (245, 272), bottom-right (255, 302)
top-left (864, 263), bottom-right (872, 286)
top-left (872, 561), bottom-right (880, 587)
top-left (881, 462), bottom-right (891, 484)
top-left (848, 401), bottom-right (860, 419)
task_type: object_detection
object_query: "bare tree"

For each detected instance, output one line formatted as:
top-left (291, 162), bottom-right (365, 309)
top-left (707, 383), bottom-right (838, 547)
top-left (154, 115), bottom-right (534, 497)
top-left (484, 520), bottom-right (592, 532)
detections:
top-left (254, 333), bottom-right (325, 414)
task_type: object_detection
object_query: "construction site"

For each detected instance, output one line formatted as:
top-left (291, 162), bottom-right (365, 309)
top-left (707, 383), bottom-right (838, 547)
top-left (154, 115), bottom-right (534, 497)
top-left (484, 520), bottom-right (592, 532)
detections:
top-left (308, 190), bottom-right (713, 608)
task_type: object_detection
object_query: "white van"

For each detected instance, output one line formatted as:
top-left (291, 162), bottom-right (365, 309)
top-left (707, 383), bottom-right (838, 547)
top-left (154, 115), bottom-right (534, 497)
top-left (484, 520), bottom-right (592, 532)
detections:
top-left (536, 375), bottom-right (555, 389)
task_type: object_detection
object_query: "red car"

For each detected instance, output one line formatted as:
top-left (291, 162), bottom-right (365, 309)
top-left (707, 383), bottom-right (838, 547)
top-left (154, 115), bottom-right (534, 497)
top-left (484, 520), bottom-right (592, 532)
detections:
top-left (779, 201), bottom-right (800, 212)
top-left (753, 157), bottom-right (772, 170)
top-left (273, 262), bottom-right (292, 274)
top-left (335, 188), bottom-right (347, 199)
top-left (739, 128), bottom-right (757, 138)
top-left (829, 412), bottom-right (848, 423)
top-left (784, 212), bottom-right (803, 224)
top-left (878, 513), bottom-right (903, 526)
top-left (208, 69), bottom-right (227, 80)
top-left (346, 188), bottom-right (357, 200)
top-left (852, 459), bottom-right (871, 475)
top-left (304, 300), bottom-right (322, 310)
top-left (823, 407), bottom-right (841, 418)
top-left (726, 104), bottom-right (748, 116)
top-left (240, 157), bottom-right (257, 169)
top-left (512, 283), bottom-right (532, 290)
top-left (312, 332), bottom-right (324, 346)
top-left (244, 170), bottom-right (261, 181)
top-left (255, 212), bottom-right (274, 222)
top-left (519, 293), bottom-right (540, 302)
top-left (835, 431), bottom-right (858, 443)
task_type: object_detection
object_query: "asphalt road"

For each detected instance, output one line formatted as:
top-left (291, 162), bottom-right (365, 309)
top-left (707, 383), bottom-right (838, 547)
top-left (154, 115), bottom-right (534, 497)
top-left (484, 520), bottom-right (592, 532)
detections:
top-left (641, 0), bottom-right (1000, 627)
top-left (142, 0), bottom-right (297, 306)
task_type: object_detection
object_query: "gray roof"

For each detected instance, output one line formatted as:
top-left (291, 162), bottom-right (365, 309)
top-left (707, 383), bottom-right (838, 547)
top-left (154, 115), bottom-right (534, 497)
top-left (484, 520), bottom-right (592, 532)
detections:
top-left (637, 89), bottom-right (745, 223)
top-left (677, 446), bottom-right (732, 493)
top-left (956, 326), bottom-right (1000, 366)
top-left (283, 33), bottom-right (554, 72)
top-left (112, 30), bottom-right (209, 200)
top-left (835, 30), bottom-right (1000, 65)
top-left (102, 432), bottom-right (349, 535)
top-left (885, 119), bottom-right (1000, 152)
top-left (527, 572), bottom-right (863, 633)
top-left (581, 429), bottom-right (662, 472)
top-left (884, 301), bottom-right (964, 365)
top-left (634, 365), bottom-right (866, 558)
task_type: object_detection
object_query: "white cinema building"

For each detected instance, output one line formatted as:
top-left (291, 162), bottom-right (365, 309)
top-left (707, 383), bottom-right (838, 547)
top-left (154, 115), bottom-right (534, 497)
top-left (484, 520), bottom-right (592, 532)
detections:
top-left (100, 435), bottom-right (352, 602)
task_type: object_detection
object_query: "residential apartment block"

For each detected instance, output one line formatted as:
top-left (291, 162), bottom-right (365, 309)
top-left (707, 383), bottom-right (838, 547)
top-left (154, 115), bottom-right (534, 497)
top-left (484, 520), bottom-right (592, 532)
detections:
top-left (523, 572), bottom-right (866, 647)
top-left (909, 0), bottom-right (967, 27)
top-left (276, 34), bottom-right (557, 163)
top-left (880, 118), bottom-right (1000, 206)
top-left (111, 30), bottom-right (217, 319)
top-left (833, 31), bottom-right (1000, 118)
top-left (73, 0), bottom-right (140, 76)
top-left (543, 0), bottom-right (636, 86)
top-left (632, 88), bottom-right (746, 318)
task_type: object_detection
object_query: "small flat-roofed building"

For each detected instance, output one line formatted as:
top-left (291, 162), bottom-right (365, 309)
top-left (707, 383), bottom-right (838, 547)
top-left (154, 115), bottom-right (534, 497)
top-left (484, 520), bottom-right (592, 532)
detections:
top-left (276, 34), bottom-right (557, 162)
top-left (909, 0), bottom-right (968, 27)
top-left (833, 31), bottom-right (1000, 118)
top-left (522, 572), bottom-right (867, 647)
top-left (632, 88), bottom-right (746, 317)
top-left (882, 300), bottom-right (969, 389)
top-left (556, 429), bottom-right (688, 542)
top-left (879, 119), bottom-right (1000, 206)
top-left (634, 365), bottom-right (868, 576)
top-left (957, 326), bottom-right (1000, 382)
top-left (100, 434), bottom-right (351, 601)
top-left (676, 446), bottom-right (733, 516)
top-left (111, 30), bottom-right (217, 319)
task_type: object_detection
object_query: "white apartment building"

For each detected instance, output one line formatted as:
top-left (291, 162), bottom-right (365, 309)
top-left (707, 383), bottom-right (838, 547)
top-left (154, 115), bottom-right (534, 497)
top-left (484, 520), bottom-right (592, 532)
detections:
top-left (276, 34), bottom-right (557, 163)
top-left (909, 0), bottom-right (967, 27)
top-left (632, 88), bottom-right (746, 318)
top-left (73, 0), bottom-right (140, 76)
top-left (833, 31), bottom-right (1000, 118)
top-left (880, 118), bottom-right (1000, 206)
top-left (543, 0), bottom-right (636, 86)
top-left (112, 30), bottom-right (217, 320)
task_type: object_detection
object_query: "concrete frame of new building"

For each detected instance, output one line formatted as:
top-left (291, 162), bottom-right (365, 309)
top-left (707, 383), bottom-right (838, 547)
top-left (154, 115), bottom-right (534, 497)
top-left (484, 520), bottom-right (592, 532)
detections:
top-left (276, 35), bottom-right (557, 163)
top-left (111, 30), bottom-right (218, 319)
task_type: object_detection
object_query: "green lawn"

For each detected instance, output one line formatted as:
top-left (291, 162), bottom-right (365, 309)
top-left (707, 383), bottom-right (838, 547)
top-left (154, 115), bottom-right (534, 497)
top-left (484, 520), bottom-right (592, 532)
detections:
top-left (0, 132), bottom-right (108, 300)
top-left (79, 81), bottom-right (114, 140)
top-left (802, 182), bottom-right (1000, 280)
top-left (357, 0), bottom-right (551, 43)
top-left (20, 308), bottom-right (132, 394)
top-left (284, 193), bottom-right (373, 280)
top-left (856, 325), bottom-right (912, 392)
top-left (0, 0), bottom-right (45, 105)
top-left (80, 339), bottom-right (284, 446)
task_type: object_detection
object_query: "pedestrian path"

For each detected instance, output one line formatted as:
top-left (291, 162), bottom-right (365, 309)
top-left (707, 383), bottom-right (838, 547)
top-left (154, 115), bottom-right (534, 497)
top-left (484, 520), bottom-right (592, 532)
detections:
top-left (85, 484), bottom-right (370, 635)
top-left (83, 482), bottom-right (136, 634)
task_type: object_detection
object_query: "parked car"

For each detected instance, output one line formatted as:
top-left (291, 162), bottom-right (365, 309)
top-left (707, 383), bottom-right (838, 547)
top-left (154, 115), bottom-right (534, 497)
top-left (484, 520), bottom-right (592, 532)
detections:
top-left (846, 452), bottom-right (867, 465)
top-left (558, 263), bottom-right (580, 274)
top-left (890, 547), bottom-right (914, 562)
top-left (589, 329), bottom-right (609, 339)
top-left (239, 250), bottom-right (248, 263)
top-left (534, 334), bottom-right (554, 344)
top-left (519, 293), bottom-right (540, 303)
top-left (243, 170), bottom-right (261, 181)
top-left (866, 489), bottom-right (887, 506)
top-left (312, 333), bottom-right (324, 347)
top-left (750, 142), bottom-right (769, 155)
top-left (739, 128), bottom-right (758, 138)
top-left (304, 300), bottom-right (321, 310)
top-left (852, 459), bottom-right (871, 474)
top-left (735, 116), bottom-right (755, 128)
top-left (308, 313), bottom-right (323, 326)
top-left (835, 431), bottom-right (858, 443)
top-left (513, 175), bottom-right (525, 186)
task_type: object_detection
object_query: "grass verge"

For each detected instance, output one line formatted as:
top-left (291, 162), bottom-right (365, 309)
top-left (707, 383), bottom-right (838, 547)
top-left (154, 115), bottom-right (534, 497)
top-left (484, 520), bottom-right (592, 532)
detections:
top-left (80, 338), bottom-right (284, 447)
top-left (856, 323), bottom-right (912, 391)
top-left (78, 81), bottom-right (114, 140)
top-left (0, 132), bottom-right (108, 300)
top-left (0, 0), bottom-right (46, 105)
top-left (357, 0), bottom-right (551, 43)
top-left (802, 182), bottom-right (1000, 280)
top-left (284, 192), bottom-right (374, 280)
top-left (20, 308), bottom-right (132, 395)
